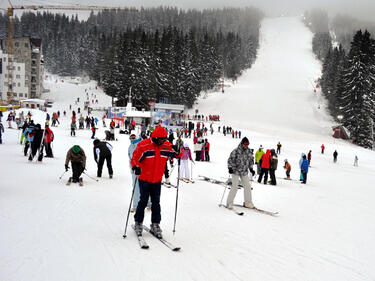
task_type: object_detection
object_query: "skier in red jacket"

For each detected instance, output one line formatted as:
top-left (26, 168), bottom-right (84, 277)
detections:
top-left (44, 125), bottom-right (54, 157)
top-left (257, 149), bottom-right (272, 184)
top-left (131, 126), bottom-right (180, 238)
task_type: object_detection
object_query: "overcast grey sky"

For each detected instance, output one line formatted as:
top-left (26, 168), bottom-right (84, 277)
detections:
top-left (2, 0), bottom-right (375, 22)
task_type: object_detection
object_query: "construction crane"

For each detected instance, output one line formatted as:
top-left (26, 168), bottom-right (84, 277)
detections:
top-left (1, 1), bottom-right (136, 105)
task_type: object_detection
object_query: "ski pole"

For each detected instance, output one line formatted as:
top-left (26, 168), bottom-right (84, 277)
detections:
top-left (82, 171), bottom-right (99, 182)
top-left (219, 175), bottom-right (229, 206)
top-left (173, 160), bottom-right (181, 235)
top-left (59, 170), bottom-right (67, 180)
top-left (123, 177), bottom-right (138, 238)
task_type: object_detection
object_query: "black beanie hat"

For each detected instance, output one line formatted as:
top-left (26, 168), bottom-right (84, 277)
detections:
top-left (241, 137), bottom-right (249, 144)
top-left (93, 139), bottom-right (100, 146)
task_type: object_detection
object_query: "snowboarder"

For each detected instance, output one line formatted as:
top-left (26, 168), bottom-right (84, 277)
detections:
top-left (179, 143), bottom-right (193, 181)
top-left (283, 159), bottom-right (291, 179)
top-left (300, 154), bottom-right (309, 184)
top-left (276, 142), bottom-right (282, 154)
top-left (321, 144), bottom-right (325, 154)
top-left (131, 126), bottom-right (180, 238)
top-left (258, 149), bottom-right (272, 184)
top-left (93, 139), bottom-right (113, 178)
top-left (227, 137), bottom-right (255, 209)
top-left (354, 155), bottom-right (358, 166)
top-left (333, 150), bottom-right (338, 163)
top-left (255, 145), bottom-right (264, 175)
top-left (65, 145), bottom-right (86, 184)
top-left (128, 134), bottom-right (151, 213)
top-left (0, 122), bottom-right (4, 144)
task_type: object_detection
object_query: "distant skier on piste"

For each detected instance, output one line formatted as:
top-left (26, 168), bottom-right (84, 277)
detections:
top-left (227, 137), bottom-right (255, 209)
top-left (65, 145), bottom-right (86, 185)
top-left (258, 149), bottom-right (272, 184)
top-left (131, 125), bottom-right (181, 238)
top-left (28, 124), bottom-right (44, 162)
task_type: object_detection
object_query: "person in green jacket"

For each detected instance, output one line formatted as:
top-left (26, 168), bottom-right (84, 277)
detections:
top-left (255, 145), bottom-right (265, 175)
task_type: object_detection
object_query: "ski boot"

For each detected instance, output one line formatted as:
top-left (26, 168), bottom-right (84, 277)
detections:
top-left (79, 177), bottom-right (83, 186)
top-left (66, 177), bottom-right (72, 186)
top-left (150, 223), bottom-right (163, 239)
top-left (109, 174), bottom-right (113, 179)
top-left (134, 222), bottom-right (143, 236)
top-left (243, 202), bottom-right (255, 209)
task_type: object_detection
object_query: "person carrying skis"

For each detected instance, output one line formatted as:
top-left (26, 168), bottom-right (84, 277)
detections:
top-left (321, 144), bottom-right (325, 154)
top-left (28, 123), bottom-right (44, 161)
top-left (0, 122), bottom-right (4, 144)
top-left (65, 145), bottom-right (86, 184)
top-left (227, 137), bottom-right (255, 209)
top-left (128, 134), bottom-right (151, 213)
top-left (283, 159), bottom-right (291, 179)
top-left (258, 149), bottom-right (272, 184)
top-left (255, 145), bottom-right (264, 175)
top-left (300, 154), bottom-right (309, 184)
top-left (269, 149), bottom-right (278, 185)
top-left (93, 139), bottom-right (113, 178)
top-left (276, 142), bottom-right (282, 154)
top-left (44, 124), bottom-right (54, 158)
top-left (333, 150), bottom-right (338, 163)
top-left (180, 143), bottom-right (194, 181)
top-left (131, 126), bottom-right (181, 238)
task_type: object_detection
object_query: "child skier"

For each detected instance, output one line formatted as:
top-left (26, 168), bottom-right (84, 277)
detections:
top-left (283, 159), bottom-right (291, 179)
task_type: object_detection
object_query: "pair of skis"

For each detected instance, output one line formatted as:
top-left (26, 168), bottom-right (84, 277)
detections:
top-left (66, 177), bottom-right (83, 186)
top-left (131, 225), bottom-right (181, 251)
top-left (219, 204), bottom-right (278, 216)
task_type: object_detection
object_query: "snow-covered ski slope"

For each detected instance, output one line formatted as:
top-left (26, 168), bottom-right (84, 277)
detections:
top-left (1, 17), bottom-right (375, 281)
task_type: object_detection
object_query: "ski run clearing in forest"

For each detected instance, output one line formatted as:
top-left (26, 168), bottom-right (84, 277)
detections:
top-left (1, 17), bottom-right (375, 281)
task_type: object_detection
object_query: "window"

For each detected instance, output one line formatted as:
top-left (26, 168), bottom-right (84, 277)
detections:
top-left (4, 74), bottom-right (7, 78)
top-left (17, 66), bottom-right (20, 71)
top-left (16, 75), bottom-right (20, 79)
top-left (19, 93), bottom-right (23, 97)
top-left (4, 82), bottom-right (7, 86)
top-left (15, 42), bottom-right (19, 47)
top-left (18, 83), bottom-right (21, 87)
top-left (25, 93), bottom-right (27, 97)
top-left (25, 43), bottom-right (29, 48)
top-left (13, 92), bottom-right (17, 97)
top-left (3, 58), bottom-right (6, 62)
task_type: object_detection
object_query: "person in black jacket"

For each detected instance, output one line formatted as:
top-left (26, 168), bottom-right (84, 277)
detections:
top-left (28, 123), bottom-right (44, 161)
top-left (93, 139), bottom-right (113, 178)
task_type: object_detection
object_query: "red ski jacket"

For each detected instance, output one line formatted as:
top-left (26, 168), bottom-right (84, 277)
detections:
top-left (44, 126), bottom-right (54, 143)
top-left (131, 126), bottom-right (180, 183)
top-left (261, 149), bottom-right (272, 169)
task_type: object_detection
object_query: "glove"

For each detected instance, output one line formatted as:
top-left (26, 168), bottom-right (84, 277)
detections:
top-left (65, 165), bottom-right (69, 172)
top-left (132, 166), bottom-right (141, 176)
top-left (250, 168), bottom-right (255, 177)
top-left (228, 167), bottom-right (234, 174)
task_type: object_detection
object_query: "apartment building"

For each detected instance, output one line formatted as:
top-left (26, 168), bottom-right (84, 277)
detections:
top-left (0, 37), bottom-right (44, 103)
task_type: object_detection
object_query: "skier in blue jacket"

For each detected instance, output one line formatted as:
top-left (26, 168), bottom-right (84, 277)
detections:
top-left (300, 154), bottom-right (309, 184)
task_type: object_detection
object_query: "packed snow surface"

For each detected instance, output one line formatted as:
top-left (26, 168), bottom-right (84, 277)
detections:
top-left (1, 17), bottom-right (374, 281)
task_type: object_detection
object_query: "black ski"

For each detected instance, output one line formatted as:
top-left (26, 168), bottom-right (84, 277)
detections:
top-left (162, 182), bottom-right (178, 188)
top-left (218, 204), bottom-right (244, 215)
top-left (131, 225), bottom-right (149, 249)
top-left (142, 225), bottom-right (181, 251)
top-left (233, 204), bottom-right (278, 216)
top-left (199, 175), bottom-right (251, 190)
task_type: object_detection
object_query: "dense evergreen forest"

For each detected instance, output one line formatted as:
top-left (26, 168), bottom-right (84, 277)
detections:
top-left (0, 7), bottom-right (263, 108)
top-left (304, 9), bottom-right (375, 149)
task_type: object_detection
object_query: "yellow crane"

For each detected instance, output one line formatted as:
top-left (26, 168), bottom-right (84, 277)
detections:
top-left (1, 1), bottom-right (136, 105)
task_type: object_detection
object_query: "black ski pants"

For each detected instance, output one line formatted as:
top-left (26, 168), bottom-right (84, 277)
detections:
top-left (258, 168), bottom-right (269, 184)
top-left (269, 169), bottom-right (277, 185)
top-left (97, 154), bottom-right (113, 177)
top-left (45, 142), bottom-right (53, 157)
top-left (195, 151), bottom-right (201, 161)
top-left (134, 180), bottom-right (161, 224)
top-left (72, 162), bottom-right (84, 181)
top-left (205, 151), bottom-right (210, 162)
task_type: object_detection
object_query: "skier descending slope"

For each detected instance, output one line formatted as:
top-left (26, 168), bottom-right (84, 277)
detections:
top-left (227, 137), bottom-right (255, 209)
top-left (131, 126), bottom-right (181, 238)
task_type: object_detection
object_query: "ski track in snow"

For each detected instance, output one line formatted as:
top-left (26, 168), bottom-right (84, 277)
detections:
top-left (1, 17), bottom-right (375, 281)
